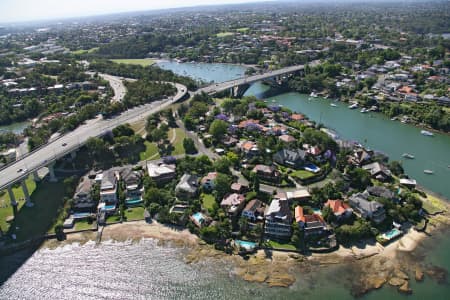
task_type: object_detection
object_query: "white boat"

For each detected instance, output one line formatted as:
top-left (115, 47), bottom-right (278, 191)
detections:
top-left (402, 153), bottom-right (415, 159)
top-left (360, 108), bottom-right (368, 113)
top-left (272, 99), bottom-right (276, 103)
top-left (424, 170), bottom-right (434, 175)
top-left (421, 130), bottom-right (434, 137)
top-left (348, 103), bottom-right (358, 109)
top-left (330, 103), bottom-right (338, 107)
top-left (310, 92), bottom-right (318, 98)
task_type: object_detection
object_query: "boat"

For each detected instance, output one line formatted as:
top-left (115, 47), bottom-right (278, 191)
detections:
top-left (421, 130), bottom-right (434, 137)
top-left (310, 92), bottom-right (318, 98)
top-left (424, 170), bottom-right (434, 175)
top-left (348, 103), bottom-right (358, 109)
top-left (360, 108), bottom-right (368, 113)
top-left (330, 103), bottom-right (338, 107)
top-left (402, 153), bottom-right (415, 159)
top-left (272, 99), bottom-right (276, 103)
top-left (390, 117), bottom-right (397, 121)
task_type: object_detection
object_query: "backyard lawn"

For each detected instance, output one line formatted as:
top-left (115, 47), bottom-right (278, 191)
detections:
top-left (72, 47), bottom-right (99, 55)
top-left (124, 206), bottom-right (145, 221)
top-left (110, 59), bottom-right (155, 66)
top-left (74, 219), bottom-right (95, 231)
top-left (201, 193), bottom-right (216, 211)
top-left (139, 141), bottom-right (160, 160)
top-left (291, 169), bottom-right (316, 180)
top-left (216, 32), bottom-right (234, 38)
top-left (265, 240), bottom-right (297, 251)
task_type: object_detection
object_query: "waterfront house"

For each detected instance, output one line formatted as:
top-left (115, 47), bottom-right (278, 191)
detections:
top-left (120, 167), bottom-right (144, 205)
top-left (175, 174), bottom-right (199, 198)
top-left (201, 172), bottom-right (218, 190)
top-left (295, 206), bottom-right (327, 236)
top-left (252, 164), bottom-right (281, 183)
top-left (362, 162), bottom-right (392, 181)
top-left (278, 134), bottom-right (296, 144)
top-left (221, 193), bottom-right (246, 216)
top-left (366, 186), bottom-right (396, 201)
top-left (273, 148), bottom-right (307, 169)
top-left (100, 169), bottom-right (118, 204)
top-left (241, 199), bottom-right (265, 222)
top-left (324, 199), bottom-right (353, 219)
top-left (264, 199), bottom-right (292, 239)
top-left (349, 193), bottom-right (386, 224)
top-left (73, 177), bottom-right (95, 211)
top-left (147, 162), bottom-right (176, 184)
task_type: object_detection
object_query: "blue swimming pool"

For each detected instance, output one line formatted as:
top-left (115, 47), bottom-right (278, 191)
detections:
top-left (235, 240), bottom-right (257, 250)
top-left (304, 163), bottom-right (321, 173)
top-left (192, 212), bottom-right (205, 224)
top-left (383, 228), bottom-right (402, 240)
top-left (126, 198), bottom-right (143, 205)
top-left (73, 212), bottom-right (90, 219)
top-left (103, 205), bottom-right (116, 211)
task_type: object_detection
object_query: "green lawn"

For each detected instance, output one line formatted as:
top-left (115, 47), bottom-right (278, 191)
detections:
top-left (291, 169), bottom-right (316, 180)
top-left (0, 176), bottom-right (37, 233)
top-left (110, 59), bottom-right (155, 66)
top-left (139, 141), bottom-right (160, 160)
top-left (422, 194), bottom-right (446, 215)
top-left (236, 27), bottom-right (249, 33)
top-left (266, 240), bottom-right (297, 251)
top-left (124, 206), bottom-right (145, 221)
top-left (74, 219), bottom-right (94, 231)
top-left (106, 214), bottom-right (121, 223)
top-left (201, 193), bottom-right (216, 210)
top-left (72, 47), bottom-right (99, 55)
top-left (169, 128), bottom-right (186, 156)
top-left (2, 181), bottom-right (66, 241)
top-left (216, 32), bottom-right (234, 38)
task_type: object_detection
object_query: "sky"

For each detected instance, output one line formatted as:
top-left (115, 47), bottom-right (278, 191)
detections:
top-left (0, 0), bottom-right (264, 23)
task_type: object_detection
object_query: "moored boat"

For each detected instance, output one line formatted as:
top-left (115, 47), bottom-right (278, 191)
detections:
top-left (348, 103), bottom-right (358, 109)
top-left (421, 130), bottom-right (434, 137)
top-left (360, 108), bottom-right (368, 113)
top-left (424, 169), bottom-right (434, 174)
top-left (330, 103), bottom-right (338, 107)
top-left (402, 153), bottom-right (415, 159)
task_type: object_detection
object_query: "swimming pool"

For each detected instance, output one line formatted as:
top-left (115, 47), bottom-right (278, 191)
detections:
top-left (126, 198), bottom-right (143, 206)
top-left (235, 240), bottom-right (257, 250)
top-left (73, 212), bottom-right (91, 219)
top-left (304, 163), bottom-right (321, 173)
top-left (382, 228), bottom-right (402, 240)
top-left (192, 212), bottom-right (205, 224)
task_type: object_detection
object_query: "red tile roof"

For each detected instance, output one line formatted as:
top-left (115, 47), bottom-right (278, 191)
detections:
top-left (325, 199), bottom-right (350, 215)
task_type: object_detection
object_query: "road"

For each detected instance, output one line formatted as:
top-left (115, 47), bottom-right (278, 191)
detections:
top-left (97, 73), bottom-right (127, 102)
top-left (0, 82), bottom-right (187, 191)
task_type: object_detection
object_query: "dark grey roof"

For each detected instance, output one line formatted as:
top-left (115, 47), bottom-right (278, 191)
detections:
top-left (273, 148), bottom-right (306, 164)
top-left (349, 193), bottom-right (384, 214)
top-left (367, 186), bottom-right (395, 199)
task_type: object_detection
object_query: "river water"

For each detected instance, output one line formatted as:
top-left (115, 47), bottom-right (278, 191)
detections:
top-left (0, 121), bottom-right (30, 134)
top-left (1, 63), bottom-right (449, 299)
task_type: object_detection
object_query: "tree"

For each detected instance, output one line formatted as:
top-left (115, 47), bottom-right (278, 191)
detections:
top-left (86, 137), bottom-right (108, 158)
top-left (183, 137), bottom-right (198, 154)
top-left (348, 168), bottom-right (372, 190)
top-left (112, 124), bottom-right (134, 137)
top-left (213, 157), bottom-right (231, 174)
top-left (209, 119), bottom-right (228, 141)
top-left (388, 161), bottom-right (404, 176)
top-left (214, 173), bottom-right (232, 201)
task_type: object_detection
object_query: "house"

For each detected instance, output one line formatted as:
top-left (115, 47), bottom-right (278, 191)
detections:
top-left (348, 148), bottom-right (372, 166)
top-left (278, 134), bottom-right (296, 144)
top-left (273, 149), bottom-right (307, 169)
top-left (73, 177), bottom-right (95, 211)
top-left (120, 168), bottom-right (143, 205)
top-left (290, 113), bottom-right (305, 121)
top-left (231, 182), bottom-right (248, 194)
top-left (252, 164), bottom-right (281, 183)
top-left (175, 174), bottom-right (199, 198)
top-left (295, 206), bottom-right (327, 236)
top-left (241, 199), bottom-right (265, 221)
top-left (221, 193), bottom-right (246, 216)
top-left (349, 193), bottom-right (386, 224)
top-left (147, 163), bottom-right (176, 184)
top-left (99, 169), bottom-right (118, 204)
top-left (264, 199), bottom-right (292, 239)
top-left (362, 162), bottom-right (392, 181)
top-left (239, 140), bottom-right (259, 156)
top-left (366, 186), bottom-right (396, 201)
top-left (0, 148), bottom-right (16, 163)
top-left (201, 172), bottom-right (217, 190)
top-left (286, 189), bottom-right (312, 202)
top-left (324, 199), bottom-right (353, 219)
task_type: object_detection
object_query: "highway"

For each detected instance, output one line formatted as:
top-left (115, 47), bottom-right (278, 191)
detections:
top-left (0, 82), bottom-right (187, 190)
top-left (0, 63), bottom-right (306, 190)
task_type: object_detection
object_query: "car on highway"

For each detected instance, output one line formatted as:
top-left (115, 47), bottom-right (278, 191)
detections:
top-left (62, 142), bottom-right (67, 147)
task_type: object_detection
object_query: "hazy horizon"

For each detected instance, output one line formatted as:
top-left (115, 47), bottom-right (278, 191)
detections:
top-left (0, 0), bottom-right (266, 24)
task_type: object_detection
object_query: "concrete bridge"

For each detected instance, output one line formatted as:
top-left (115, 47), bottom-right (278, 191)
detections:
top-left (197, 63), bottom-right (307, 97)
top-left (0, 63), bottom-right (308, 209)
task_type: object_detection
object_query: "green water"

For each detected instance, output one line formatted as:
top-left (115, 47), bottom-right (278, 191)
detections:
top-left (0, 121), bottom-right (30, 134)
top-left (259, 93), bottom-right (450, 199)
